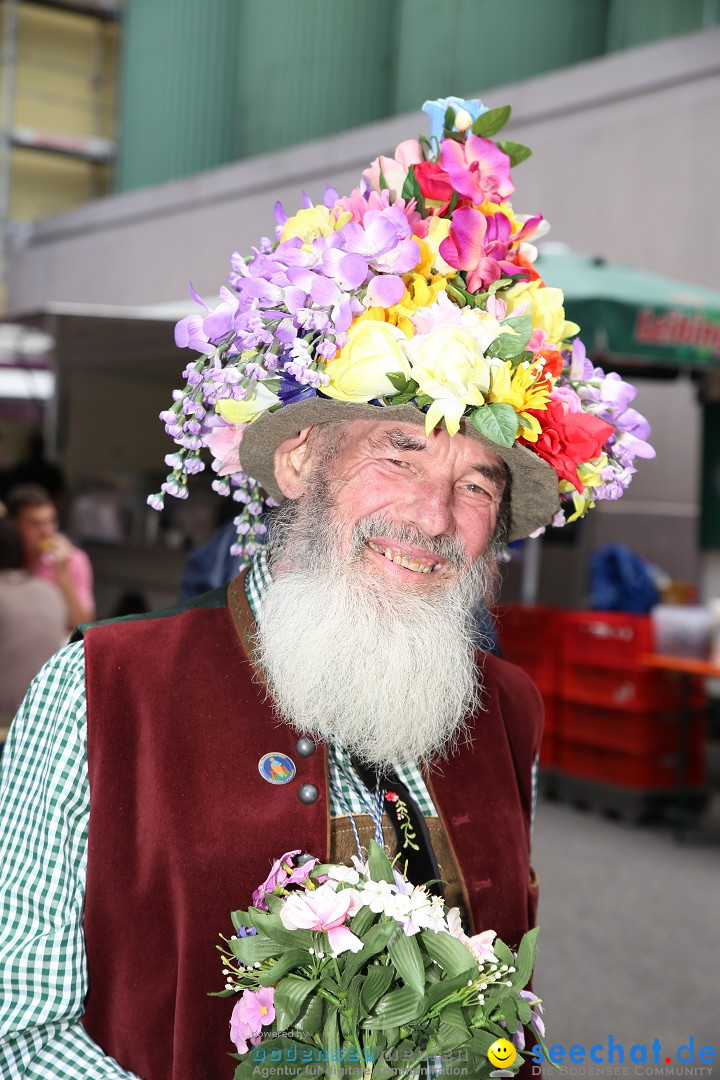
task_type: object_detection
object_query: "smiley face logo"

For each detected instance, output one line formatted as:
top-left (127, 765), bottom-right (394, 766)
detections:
top-left (487, 1038), bottom-right (517, 1069)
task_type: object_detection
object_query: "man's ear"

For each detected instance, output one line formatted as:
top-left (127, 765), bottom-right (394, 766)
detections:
top-left (273, 427), bottom-right (315, 499)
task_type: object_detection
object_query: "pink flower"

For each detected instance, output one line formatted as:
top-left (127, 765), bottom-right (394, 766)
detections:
top-left (280, 882), bottom-right (364, 955)
top-left (439, 135), bottom-right (514, 204)
top-left (230, 988), bottom-right (275, 1054)
top-left (439, 206), bottom-right (517, 291)
top-left (205, 419), bottom-right (246, 476)
top-left (252, 850), bottom-right (318, 911)
top-left (363, 139), bottom-right (423, 200)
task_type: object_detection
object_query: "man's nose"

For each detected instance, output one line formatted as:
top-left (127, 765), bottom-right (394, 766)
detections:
top-left (403, 480), bottom-right (455, 538)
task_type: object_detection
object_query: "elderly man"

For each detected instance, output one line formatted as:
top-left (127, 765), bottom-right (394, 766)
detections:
top-left (0, 95), bottom-right (650, 1079)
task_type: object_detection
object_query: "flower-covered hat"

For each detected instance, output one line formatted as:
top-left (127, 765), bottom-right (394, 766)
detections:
top-left (153, 96), bottom-right (654, 561)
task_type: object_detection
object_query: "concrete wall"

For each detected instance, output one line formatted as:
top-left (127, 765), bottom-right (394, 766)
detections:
top-left (8, 28), bottom-right (720, 310)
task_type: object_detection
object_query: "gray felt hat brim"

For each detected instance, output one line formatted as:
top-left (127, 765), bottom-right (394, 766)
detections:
top-left (238, 398), bottom-right (560, 543)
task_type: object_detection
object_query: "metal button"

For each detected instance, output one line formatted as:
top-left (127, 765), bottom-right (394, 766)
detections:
top-left (295, 736), bottom-right (316, 757)
top-left (298, 783), bottom-right (319, 805)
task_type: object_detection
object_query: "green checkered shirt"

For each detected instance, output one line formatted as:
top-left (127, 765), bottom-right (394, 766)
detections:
top-left (0, 553), bottom-right (436, 1076)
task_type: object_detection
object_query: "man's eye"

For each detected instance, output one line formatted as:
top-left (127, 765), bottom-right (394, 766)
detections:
top-left (387, 458), bottom-right (410, 469)
top-left (463, 483), bottom-right (495, 501)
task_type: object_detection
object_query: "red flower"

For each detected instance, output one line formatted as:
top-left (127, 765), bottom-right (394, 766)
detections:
top-left (385, 791), bottom-right (399, 803)
top-left (522, 400), bottom-right (613, 491)
top-left (413, 162), bottom-right (456, 213)
top-left (536, 347), bottom-right (564, 378)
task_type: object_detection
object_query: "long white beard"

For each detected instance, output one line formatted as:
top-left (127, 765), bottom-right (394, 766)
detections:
top-left (254, 497), bottom-right (491, 770)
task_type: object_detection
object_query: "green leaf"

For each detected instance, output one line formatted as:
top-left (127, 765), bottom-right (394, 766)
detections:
top-left (470, 404), bottom-right (519, 449)
top-left (436, 1002), bottom-right (472, 1050)
top-left (367, 840), bottom-right (395, 884)
top-left (232, 1037), bottom-right (311, 1079)
top-left (465, 1029), bottom-right (500, 1055)
top-left (516, 994), bottom-right (532, 1025)
top-left (273, 974), bottom-right (319, 1031)
top-left (496, 139), bottom-right (533, 166)
top-left (349, 905), bottom-right (377, 939)
top-left (322, 1006), bottom-right (340, 1060)
top-left (419, 930), bottom-right (476, 978)
top-left (425, 969), bottom-right (477, 1010)
top-left (247, 909), bottom-right (313, 950)
top-left (258, 948), bottom-right (310, 986)
top-left (378, 165), bottom-right (389, 192)
top-left (496, 994), bottom-right (518, 1033)
top-left (511, 926), bottom-right (539, 989)
top-left (346, 972), bottom-right (365, 1021)
top-left (230, 910), bottom-right (254, 932)
top-left (207, 986), bottom-right (236, 998)
top-left (340, 919), bottom-right (397, 990)
top-left (386, 371), bottom-right (409, 392)
top-left (229, 934), bottom-right (283, 965)
top-left (294, 992), bottom-right (325, 1034)
top-left (388, 931), bottom-right (425, 995)
top-left (364, 986), bottom-right (425, 1029)
top-left (444, 106), bottom-right (455, 131)
top-left (471, 105), bottom-right (512, 138)
top-left (486, 332), bottom-right (528, 360)
top-left (493, 938), bottom-right (515, 967)
top-left (400, 165), bottom-right (425, 214)
top-left (361, 964), bottom-right (394, 1012)
top-left (502, 314), bottom-right (533, 350)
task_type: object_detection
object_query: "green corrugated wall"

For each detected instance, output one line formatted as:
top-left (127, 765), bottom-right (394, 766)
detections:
top-left (116, 0), bottom-right (719, 192)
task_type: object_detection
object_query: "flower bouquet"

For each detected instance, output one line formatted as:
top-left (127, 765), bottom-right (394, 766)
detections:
top-left (214, 843), bottom-right (546, 1078)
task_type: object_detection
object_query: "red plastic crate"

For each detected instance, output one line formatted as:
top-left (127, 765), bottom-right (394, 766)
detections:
top-left (558, 701), bottom-right (707, 756)
top-left (557, 740), bottom-right (706, 790)
top-left (558, 661), bottom-right (697, 712)
top-left (559, 612), bottom-right (655, 668)
top-left (496, 605), bottom-right (560, 695)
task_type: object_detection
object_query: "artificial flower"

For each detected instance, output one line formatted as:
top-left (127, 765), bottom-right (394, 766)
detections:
top-left (362, 139), bottom-right (424, 201)
top-left (230, 988), bottom-right (275, 1053)
top-left (503, 279), bottom-right (580, 345)
top-left (523, 399), bottom-right (613, 491)
top-left (422, 96), bottom-right (489, 144)
top-left (406, 326), bottom-right (491, 436)
top-left (216, 381), bottom-right (281, 425)
top-left (439, 135), bottom-right (514, 204)
top-left (281, 204), bottom-right (350, 247)
top-left (279, 882), bottom-right (364, 956)
top-left (323, 320), bottom-right (412, 402)
top-left (205, 419), bottom-right (246, 476)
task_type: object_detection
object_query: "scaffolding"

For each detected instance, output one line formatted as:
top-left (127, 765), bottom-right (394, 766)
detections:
top-left (0, 0), bottom-right (121, 310)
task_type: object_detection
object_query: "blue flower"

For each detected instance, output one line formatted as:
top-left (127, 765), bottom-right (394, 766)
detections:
top-left (422, 96), bottom-right (488, 144)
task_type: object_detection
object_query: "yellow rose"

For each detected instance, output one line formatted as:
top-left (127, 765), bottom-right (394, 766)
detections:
top-left (503, 279), bottom-right (580, 344)
top-left (280, 205), bottom-right (350, 248)
top-left (322, 321), bottom-right (412, 403)
top-left (216, 381), bottom-right (281, 425)
top-left (407, 327), bottom-right (490, 436)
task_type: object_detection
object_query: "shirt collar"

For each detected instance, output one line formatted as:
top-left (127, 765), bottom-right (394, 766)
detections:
top-left (244, 547), bottom-right (272, 620)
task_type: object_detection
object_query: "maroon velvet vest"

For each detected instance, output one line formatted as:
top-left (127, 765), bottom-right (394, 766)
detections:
top-left (81, 587), bottom-right (542, 1080)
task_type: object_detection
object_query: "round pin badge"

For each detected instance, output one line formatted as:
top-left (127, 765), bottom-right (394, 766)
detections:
top-left (258, 752), bottom-right (296, 785)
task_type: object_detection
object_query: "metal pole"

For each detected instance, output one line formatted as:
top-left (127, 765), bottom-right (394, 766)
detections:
top-left (0, 0), bottom-right (20, 309)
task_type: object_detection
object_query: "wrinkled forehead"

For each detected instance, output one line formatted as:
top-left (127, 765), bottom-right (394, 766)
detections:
top-left (318, 417), bottom-right (508, 490)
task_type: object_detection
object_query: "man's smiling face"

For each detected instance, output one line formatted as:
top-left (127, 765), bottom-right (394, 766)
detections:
top-left (298, 419), bottom-right (506, 584)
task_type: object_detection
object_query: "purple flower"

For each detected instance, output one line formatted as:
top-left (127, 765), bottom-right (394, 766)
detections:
top-left (252, 850), bottom-right (319, 911)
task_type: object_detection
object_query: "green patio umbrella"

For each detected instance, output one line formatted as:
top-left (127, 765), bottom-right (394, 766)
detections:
top-left (535, 247), bottom-right (720, 370)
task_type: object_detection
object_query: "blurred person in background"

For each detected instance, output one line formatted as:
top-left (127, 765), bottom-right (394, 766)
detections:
top-left (6, 484), bottom-right (95, 630)
top-left (0, 517), bottom-right (67, 728)
top-left (0, 430), bottom-right (66, 512)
